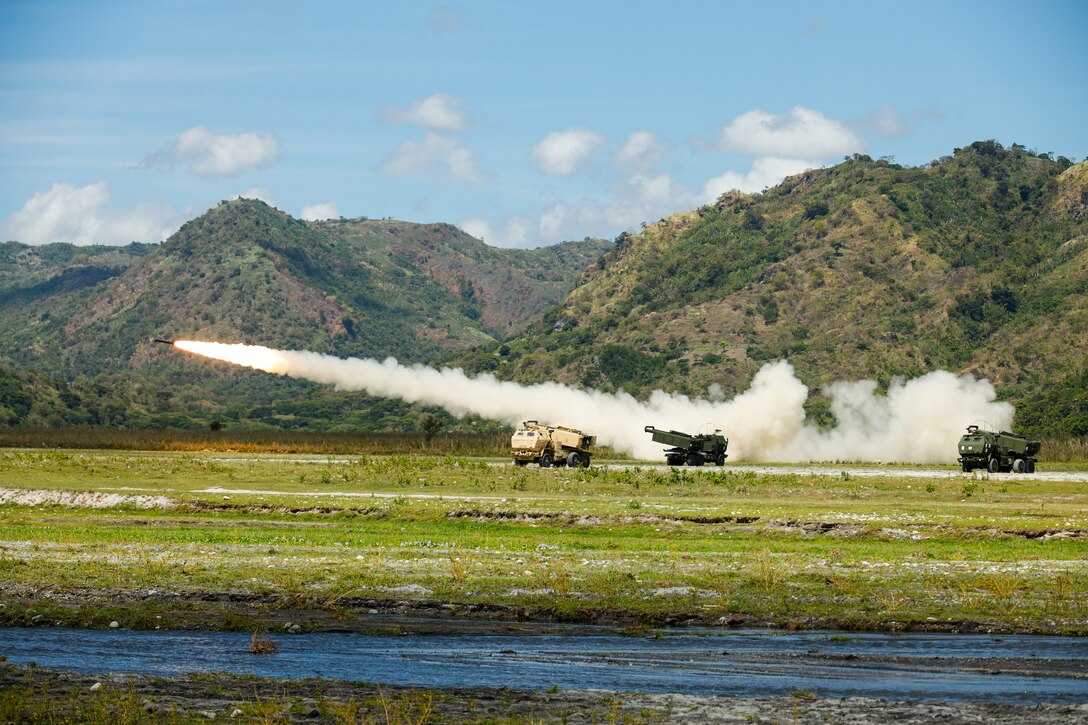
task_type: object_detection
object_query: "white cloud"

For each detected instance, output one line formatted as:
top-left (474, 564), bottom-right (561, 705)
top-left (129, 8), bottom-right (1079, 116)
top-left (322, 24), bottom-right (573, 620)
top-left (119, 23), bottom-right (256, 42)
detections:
top-left (300, 202), bottom-right (341, 221)
top-left (381, 94), bottom-right (472, 132)
top-left (459, 215), bottom-right (533, 247)
top-left (615, 130), bottom-right (668, 170)
top-left (628, 172), bottom-right (692, 208)
top-left (0, 181), bottom-right (179, 245)
top-left (531, 128), bottom-right (605, 176)
top-left (461, 108), bottom-right (860, 247)
top-left (532, 173), bottom-right (695, 245)
top-left (861, 106), bottom-right (910, 137)
top-left (380, 133), bottom-right (483, 184)
top-left (144, 126), bottom-right (280, 177)
top-left (468, 172), bottom-right (693, 247)
top-left (716, 107), bottom-right (863, 158)
top-left (701, 157), bottom-right (815, 199)
top-left (538, 200), bottom-right (647, 243)
top-left (228, 187), bottom-right (277, 206)
top-left (473, 153), bottom-right (823, 247)
top-left (459, 217), bottom-right (491, 242)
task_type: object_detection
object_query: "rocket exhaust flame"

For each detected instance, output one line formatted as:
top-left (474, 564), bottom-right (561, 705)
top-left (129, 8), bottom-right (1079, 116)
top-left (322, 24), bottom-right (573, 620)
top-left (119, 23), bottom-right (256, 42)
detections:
top-left (174, 340), bottom-right (286, 373)
top-left (168, 340), bottom-right (1014, 463)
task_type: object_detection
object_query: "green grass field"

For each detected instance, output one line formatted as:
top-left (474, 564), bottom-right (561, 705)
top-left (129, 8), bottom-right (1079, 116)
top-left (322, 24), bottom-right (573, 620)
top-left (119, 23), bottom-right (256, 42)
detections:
top-left (1, 449), bottom-right (1085, 635)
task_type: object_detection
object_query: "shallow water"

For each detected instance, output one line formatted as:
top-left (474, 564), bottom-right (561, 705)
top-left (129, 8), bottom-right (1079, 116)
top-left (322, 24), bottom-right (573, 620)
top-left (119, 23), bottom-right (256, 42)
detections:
top-left (3, 627), bottom-right (1086, 702)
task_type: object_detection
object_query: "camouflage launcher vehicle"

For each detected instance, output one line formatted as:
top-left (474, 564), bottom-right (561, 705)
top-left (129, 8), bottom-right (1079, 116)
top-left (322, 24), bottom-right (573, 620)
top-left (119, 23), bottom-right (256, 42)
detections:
top-left (644, 425), bottom-right (728, 466)
top-left (511, 420), bottom-right (596, 468)
top-left (957, 424), bottom-right (1040, 473)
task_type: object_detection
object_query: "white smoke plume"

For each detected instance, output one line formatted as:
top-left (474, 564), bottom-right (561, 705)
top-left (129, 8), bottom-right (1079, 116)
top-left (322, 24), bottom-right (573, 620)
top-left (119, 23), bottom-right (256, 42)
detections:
top-left (173, 341), bottom-right (1013, 463)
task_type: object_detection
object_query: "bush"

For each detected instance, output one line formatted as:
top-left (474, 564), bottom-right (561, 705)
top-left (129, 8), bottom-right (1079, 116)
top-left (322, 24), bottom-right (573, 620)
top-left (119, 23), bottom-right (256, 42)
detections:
top-left (803, 200), bottom-right (829, 220)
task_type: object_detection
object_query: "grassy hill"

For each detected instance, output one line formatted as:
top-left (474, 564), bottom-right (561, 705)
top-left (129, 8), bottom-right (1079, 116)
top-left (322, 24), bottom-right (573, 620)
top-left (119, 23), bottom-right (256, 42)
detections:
top-left (462, 142), bottom-right (1088, 435)
top-left (3, 144), bottom-right (1086, 437)
top-left (0, 200), bottom-right (609, 430)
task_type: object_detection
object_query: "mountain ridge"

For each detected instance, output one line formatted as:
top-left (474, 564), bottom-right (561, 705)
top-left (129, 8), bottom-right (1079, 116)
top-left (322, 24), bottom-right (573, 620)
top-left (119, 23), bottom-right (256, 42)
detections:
top-left (0, 200), bottom-right (609, 429)
top-left (0, 199), bottom-right (611, 372)
top-left (1, 142), bottom-right (1086, 435)
top-left (455, 142), bottom-right (1088, 434)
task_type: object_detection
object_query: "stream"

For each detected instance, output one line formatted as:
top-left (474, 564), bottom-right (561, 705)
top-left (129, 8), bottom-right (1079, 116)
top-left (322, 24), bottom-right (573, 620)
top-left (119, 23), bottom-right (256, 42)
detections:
top-left (2, 626), bottom-right (1085, 703)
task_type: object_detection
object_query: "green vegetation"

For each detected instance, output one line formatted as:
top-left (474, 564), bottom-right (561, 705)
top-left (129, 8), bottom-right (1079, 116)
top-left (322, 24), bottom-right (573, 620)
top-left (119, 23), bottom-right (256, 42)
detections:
top-left (0, 662), bottom-right (676, 724)
top-left (0, 666), bottom-right (444, 724)
top-left (476, 145), bottom-right (1088, 436)
top-left (3, 145), bottom-right (1088, 439)
top-left (0, 199), bottom-right (608, 430)
top-left (1, 451), bottom-right (1085, 635)
top-left (0, 363), bottom-right (520, 432)
top-left (0, 427), bottom-right (509, 455)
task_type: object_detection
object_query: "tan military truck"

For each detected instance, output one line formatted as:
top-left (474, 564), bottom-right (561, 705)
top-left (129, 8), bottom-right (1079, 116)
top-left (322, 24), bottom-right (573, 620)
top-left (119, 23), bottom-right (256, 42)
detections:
top-left (511, 420), bottom-right (596, 468)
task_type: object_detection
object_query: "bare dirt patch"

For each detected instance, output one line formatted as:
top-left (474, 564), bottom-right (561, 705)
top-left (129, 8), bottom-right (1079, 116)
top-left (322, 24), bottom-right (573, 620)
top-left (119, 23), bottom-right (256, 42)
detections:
top-left (0, 487), bottom-right (176, 510)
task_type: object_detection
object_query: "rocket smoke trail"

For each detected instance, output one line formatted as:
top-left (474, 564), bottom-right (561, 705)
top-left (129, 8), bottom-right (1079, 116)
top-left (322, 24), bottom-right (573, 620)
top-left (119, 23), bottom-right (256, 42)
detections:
top-left (172, 340), bottom-right (1013, 463)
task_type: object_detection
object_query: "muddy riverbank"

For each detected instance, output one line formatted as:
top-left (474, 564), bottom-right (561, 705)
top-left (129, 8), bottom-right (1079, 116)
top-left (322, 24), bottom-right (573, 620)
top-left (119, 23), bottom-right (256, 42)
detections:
top-left (2, 582), bottom-right (1084, 637)
top-left (2, 661), bottom-right (1086, 724)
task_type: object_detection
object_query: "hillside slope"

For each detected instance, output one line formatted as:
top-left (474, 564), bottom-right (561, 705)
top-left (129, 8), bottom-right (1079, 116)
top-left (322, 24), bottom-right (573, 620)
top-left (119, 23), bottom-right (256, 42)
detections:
top-left (0, 200), bottom-right (609, 429)
top-left (3, 146), bottom-right (1085, 436)
top-left (0, 200), bottom-right (609, 370)
top-left (470, 143), bottom-right (1088, 435)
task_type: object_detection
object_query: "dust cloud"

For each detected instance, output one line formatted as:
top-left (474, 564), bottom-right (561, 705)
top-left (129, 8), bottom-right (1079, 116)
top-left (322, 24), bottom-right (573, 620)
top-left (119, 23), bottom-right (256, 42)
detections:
top-left (173, 341), bottom-right (1013, 463)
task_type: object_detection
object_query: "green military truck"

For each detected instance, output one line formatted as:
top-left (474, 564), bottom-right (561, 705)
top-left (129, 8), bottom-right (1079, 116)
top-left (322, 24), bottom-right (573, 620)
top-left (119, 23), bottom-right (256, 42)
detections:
top-left (644, 425), bottom-right (728, 466)
top-left (957, 424), bottom-right (1040, 473)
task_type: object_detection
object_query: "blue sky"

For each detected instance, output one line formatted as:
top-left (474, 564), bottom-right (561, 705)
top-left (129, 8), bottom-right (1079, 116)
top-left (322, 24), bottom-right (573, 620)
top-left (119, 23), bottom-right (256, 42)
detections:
top-left (1, 0), bottom-right (1085, 248)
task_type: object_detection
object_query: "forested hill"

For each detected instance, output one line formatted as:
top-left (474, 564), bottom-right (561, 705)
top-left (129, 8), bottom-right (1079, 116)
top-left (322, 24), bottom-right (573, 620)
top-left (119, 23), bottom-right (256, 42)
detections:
top-left (0, 200), bottom-right (610, 373)
top-left (2, 144), bottom-right (1086, 436)
top-left (457, 142), bottom-right (1088, 435)
top-left (0, 200), bottom-right (609, 429)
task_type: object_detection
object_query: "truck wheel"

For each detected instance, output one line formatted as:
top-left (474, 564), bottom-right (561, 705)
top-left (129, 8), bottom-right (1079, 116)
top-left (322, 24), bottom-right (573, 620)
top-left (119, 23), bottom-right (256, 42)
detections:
top-left (567, 451), bottom-right (581, 468)
top-left (540, 451), bottom-right (553, 468)
top-left (1027, 460), bottom-right (1035, 474)
top-left (581, 453), bottom-right (591, 468)
top-left (1012, 458), bottom-right (1027, 474)
top-left (987, 457), bottom-right (1000, 474)
top-left (715, 453), bottom-right (726, 466)
top-left (514, 458), bottom-right (527, 467)
top-left (687, 453), bottom-right (703, 467)
top-left (961, 463), bottom-right (972, 473)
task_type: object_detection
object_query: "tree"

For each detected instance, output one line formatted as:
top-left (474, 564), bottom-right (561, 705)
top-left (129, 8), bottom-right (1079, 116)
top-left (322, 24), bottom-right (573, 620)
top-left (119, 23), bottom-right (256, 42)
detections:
top-left (418, 413), bottom-right (444, 442)
top-left (802, 200), bottom-right (829, 220)
top-left (742, 208), bottom-right (765, 231)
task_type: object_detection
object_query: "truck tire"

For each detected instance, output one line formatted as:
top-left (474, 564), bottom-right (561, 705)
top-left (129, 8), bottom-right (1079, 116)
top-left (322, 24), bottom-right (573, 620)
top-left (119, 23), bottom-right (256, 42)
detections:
top-left (687, 453), bottom-right (703, 467)
top-left (715, 453), bottom-right (726, 466)
top-left (514, 458), bottom-right (527, 467)
top-left (540, 450), bottom-right (553, 468)
top-left (582, 453), bottom-right (591, 468)
top-left (1012, 458), bottom-right (1027, 474)
top-left (1027, 460), bottom-right (1035, 473)
top-left (567, 451), bottom-right (581, 468)
top-left (961, 463), bottom-right (972, 473)
top-left (987, 457), bottom-right (1001, 474)
top-left (666, 453), bottom-right (682, 466)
